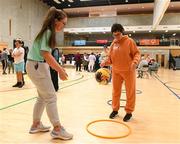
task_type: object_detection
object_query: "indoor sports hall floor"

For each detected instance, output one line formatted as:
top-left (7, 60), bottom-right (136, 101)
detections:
top-left (0, 68), bottom-right (180, 143)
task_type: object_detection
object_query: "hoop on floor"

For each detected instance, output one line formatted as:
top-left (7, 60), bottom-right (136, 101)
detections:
top-left (122, 89), bottom-right (142, 94)
top-left (86, 119), bottom-right (131, 139)
top-left (107, 99), bottom-right (126, 107)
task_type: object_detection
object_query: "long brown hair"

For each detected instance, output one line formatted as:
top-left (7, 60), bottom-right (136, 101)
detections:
top-left (35, 7), bottom-right (67, 48)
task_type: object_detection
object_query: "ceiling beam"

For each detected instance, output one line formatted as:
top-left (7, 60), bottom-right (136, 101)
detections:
top-left (152, 0), bottom-right (171, 30)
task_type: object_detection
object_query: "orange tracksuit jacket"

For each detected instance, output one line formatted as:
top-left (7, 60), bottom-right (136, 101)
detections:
top-left (105, 35), bottom-right (140, 113)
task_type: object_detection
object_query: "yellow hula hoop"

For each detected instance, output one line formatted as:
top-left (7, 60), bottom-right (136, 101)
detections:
top-left (86, 119), bottom-right (131, 139)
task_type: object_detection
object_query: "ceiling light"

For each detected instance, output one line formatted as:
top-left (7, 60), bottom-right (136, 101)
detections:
top-left (68, 4), bottom-right (71, 7)
top-left (129, 34), bottom-right (131, 36)
top-left (149, 30), bottom-right (151, 32)
top-left (61, 0), bottom-right (64, 2)
top-left (53, 0), bottom-right (61, 4)
top-left (80, 0), bottom-right (92, 1)
top-left (125, 0), bottom-right (128, 2)
top-left (133, 31), bottom-right (135, 33)
top-left (165, 30), bottom-right (168, 32)
top-left (172, 33), bottom-right (176, 36)
top-left (68, 0), bottom-right (74, 2)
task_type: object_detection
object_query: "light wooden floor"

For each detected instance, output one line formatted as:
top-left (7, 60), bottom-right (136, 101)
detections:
top-left (0, 68), bottom-right (180, 144)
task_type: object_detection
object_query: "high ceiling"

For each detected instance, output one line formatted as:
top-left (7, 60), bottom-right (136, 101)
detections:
top-left (41, 0), bottom-right (180, 17)
top-left (41, 0), bottom-right (180, 33)
top-left (41, 0), bottom-right (180, 9)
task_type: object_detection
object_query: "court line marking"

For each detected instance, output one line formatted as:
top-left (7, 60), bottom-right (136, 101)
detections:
top-left (153, 74), bottom-right (180, 99)
top-left (0, 75), bottom-right (84, 93)
top-left (0, 76), bottom-right (93, 111)
top-left (164, 81), bottom-right (180, 90)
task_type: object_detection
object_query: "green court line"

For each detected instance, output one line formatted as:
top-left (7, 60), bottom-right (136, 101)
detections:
top-left (0, 97), bottom-right (37, 110)
top-left (0, 75), bottom-right (84, 93)
top-left (0, 76), bottom-right (93, 111)
top-left (60, 74), bottom-right (84, 84)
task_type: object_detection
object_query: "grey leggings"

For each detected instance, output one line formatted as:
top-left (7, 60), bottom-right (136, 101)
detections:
top-left (26, 60), bottom-right (60, 126)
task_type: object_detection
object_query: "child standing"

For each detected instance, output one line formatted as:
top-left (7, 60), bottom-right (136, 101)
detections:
top-left (26, 7), bottom-right (73, 140)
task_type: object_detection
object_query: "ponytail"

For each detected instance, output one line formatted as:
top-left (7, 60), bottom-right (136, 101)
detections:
top-left (35, 7), bottom-right (67, 48)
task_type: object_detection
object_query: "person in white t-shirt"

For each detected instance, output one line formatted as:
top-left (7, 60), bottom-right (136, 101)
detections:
top-left (88, 52), bottom-right (96, 72)
top-left (12, 39), bottom-right (25, 88)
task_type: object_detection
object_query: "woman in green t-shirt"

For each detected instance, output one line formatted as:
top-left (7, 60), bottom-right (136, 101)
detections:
top-left (26, 7), bottom-right (73, 140)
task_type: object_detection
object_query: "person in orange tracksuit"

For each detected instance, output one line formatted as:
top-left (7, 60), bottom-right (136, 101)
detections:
top-left (101, 23), bottom-right (140, 122)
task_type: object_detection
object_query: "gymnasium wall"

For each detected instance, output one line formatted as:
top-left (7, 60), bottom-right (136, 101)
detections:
top-left (170, 50), bottom-right (180, 57)
top-left (0, 0), bottom-right (50, 48)
top-left (0, 0), bottom-right (180, 49)
top-left (0, 42), bottom-right (8, 51)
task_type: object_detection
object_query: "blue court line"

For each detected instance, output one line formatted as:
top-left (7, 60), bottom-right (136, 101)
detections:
top-left (164, 81), bottom-right (180, 90)
top-left (153, 74), bottom-right (180, 99)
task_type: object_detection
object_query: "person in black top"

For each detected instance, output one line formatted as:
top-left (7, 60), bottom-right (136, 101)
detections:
top-left (74, 52), bottom-right (82, 72)
top-left (23, 46), bottom-right (29, 73)
top-left (1, 48), bottom-right (8, 74)
top-left (7, 48), bottom-right (14, 74)
top-left (50, 48), bottom-right (60, 92)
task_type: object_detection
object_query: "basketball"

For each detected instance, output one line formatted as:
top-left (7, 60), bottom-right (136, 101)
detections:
top-left (95, 68), bottom-right (111, 85)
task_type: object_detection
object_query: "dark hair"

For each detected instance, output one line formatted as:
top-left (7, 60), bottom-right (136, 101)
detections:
top-left (35, 7), bottom-right (67, 48)
top-left (15, 39), bottom-right (23, 44)
top-left (111, 23), bottom-right (124, 34)
top-left (103, 45), bottom-right (108, 49)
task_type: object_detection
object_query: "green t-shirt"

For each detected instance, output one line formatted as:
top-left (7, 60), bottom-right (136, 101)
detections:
top-left (27, 29), bottom-right (52, 61)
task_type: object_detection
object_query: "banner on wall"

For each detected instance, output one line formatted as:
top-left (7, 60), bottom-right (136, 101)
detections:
top-left (140, 39), bottom-right (160, 45)
top-left (96, 40), bottom-right (108, 44)
top-left (74, 40), bottom-right (86, 46)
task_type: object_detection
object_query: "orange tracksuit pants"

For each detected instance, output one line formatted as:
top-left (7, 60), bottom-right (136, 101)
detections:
top-left (112, 69), bottom-right (136, 113)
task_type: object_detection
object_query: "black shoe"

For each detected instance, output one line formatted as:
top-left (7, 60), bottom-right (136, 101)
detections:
top-left (12, 82), bottom-right (20, 87)
top-left (123, 113), bottom-right (132, 122)
top-left (109, 111), bottom-right (118, 119)
top-left (18, 82), bottom-right (24, 88)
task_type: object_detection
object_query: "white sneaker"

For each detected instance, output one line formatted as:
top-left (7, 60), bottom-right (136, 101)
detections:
top-left (29, 122), bottom-right (51, 134)
top-left (50, 126), bottom-right (73, 140)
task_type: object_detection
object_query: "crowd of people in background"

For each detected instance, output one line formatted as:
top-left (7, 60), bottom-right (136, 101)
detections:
top-left (62, 48), bottom-right (161, 79)
top-left (64, 45), bottom-right (110, 73)
top-left (137, 55), bottom-right (160, 78)
top-left (0, 42), bottom-right (177, 91)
